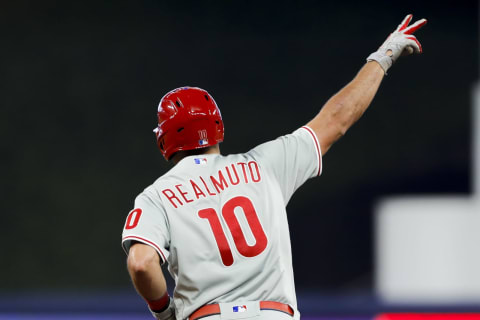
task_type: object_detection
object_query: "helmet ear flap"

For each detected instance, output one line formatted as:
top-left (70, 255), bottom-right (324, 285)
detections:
top-left (159, 139), bottom-right (165, 152)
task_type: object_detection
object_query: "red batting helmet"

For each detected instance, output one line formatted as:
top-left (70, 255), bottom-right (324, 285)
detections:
top-left (153, 86), bottom-right (224, 160)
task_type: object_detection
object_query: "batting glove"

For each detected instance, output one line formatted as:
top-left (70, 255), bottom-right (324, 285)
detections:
top-left (149, 298), bottom-right (176, 320)
top-left (367, 14), bottom-right (427, 74)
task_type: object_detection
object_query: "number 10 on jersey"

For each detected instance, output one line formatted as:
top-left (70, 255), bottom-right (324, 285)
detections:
top-left (198, 196), bottom-right (268, 266)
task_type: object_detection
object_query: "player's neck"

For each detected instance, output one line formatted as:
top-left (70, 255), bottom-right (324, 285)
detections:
top-left (171, 145), bottom-right (220, 164)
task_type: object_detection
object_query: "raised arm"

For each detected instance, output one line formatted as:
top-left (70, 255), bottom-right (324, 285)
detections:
top-left (307, 14), bottom-right (427, 155)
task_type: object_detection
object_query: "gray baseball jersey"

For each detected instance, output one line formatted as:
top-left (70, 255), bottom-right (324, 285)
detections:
top-left (122, 126), bottom-right (322, 320)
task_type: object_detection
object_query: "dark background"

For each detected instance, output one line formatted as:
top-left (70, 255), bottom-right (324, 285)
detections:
top-left (1, 0), bottom-right (476, 294)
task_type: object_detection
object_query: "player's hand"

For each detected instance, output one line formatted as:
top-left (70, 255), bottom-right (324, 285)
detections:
top-left (367, 14), bottom-right (427, 74)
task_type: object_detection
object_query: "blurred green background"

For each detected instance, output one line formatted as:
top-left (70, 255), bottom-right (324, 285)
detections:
top-left (0, 0), bottom-right (476, 293)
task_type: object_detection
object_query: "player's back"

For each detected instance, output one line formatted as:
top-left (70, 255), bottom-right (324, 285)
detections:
top-left (123, 127), bottom-right (322, 320)
top-left (152, 152), bottom-right (296, 319)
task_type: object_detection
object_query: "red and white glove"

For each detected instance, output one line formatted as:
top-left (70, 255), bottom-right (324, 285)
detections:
top-left (367, 14), bottom-right (427, 74)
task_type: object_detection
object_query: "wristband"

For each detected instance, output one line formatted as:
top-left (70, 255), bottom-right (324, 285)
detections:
top-left (146, 292), bottom-right (170, 312)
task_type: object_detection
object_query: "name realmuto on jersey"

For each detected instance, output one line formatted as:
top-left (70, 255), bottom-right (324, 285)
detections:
top-left (161, 161), bottom-right (261, 208)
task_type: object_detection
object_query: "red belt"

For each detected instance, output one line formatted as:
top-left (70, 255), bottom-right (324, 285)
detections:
top-left (189, 301), bottom-right (294, 320)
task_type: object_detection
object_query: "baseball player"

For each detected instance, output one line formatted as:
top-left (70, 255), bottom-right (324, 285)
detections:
top-left (122, 14), bottom-right (426, 320)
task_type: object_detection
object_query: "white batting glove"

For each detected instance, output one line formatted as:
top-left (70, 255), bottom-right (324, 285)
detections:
top-left (367, 14), bottom-right (427, 74)
top-left (149, 298), bottom-right (176, 320)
